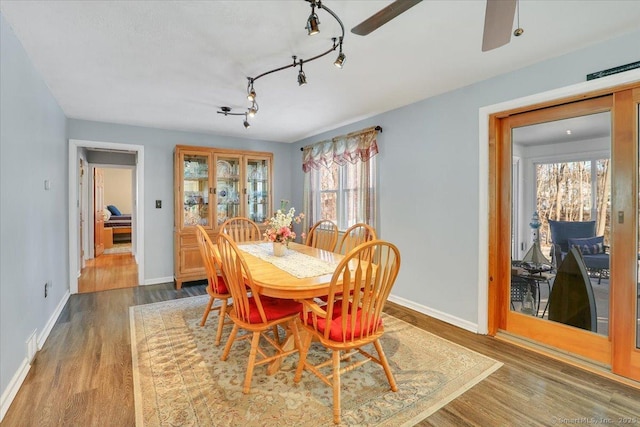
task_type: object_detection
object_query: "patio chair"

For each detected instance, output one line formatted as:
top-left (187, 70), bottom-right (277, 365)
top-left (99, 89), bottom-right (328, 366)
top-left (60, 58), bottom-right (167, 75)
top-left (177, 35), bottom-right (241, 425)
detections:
top-left (548, 219), bottom-right (609, 284)
top-left (548, 247), bottom-right (598, 332)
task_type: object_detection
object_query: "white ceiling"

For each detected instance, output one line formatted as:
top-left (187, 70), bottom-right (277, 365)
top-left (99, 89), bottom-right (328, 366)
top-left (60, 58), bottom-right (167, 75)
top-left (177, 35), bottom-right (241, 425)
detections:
top-left (513, 112), bottom-right (612, 147)
top-left (1, 1), bottom-right (639, 143)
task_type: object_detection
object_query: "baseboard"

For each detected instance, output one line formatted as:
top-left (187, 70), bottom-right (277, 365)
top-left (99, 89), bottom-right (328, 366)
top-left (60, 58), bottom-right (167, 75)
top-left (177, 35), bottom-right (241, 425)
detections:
top-left (0, 356), bottom-right (30, 422)
top-left (144, 276), bottom-right (174, 286)
top-left (38, 290), bottom-right (70, 349)
top-left (0, 289), bottom-right (70, 422)
top-left (387, 294), bottom-right (480, 334)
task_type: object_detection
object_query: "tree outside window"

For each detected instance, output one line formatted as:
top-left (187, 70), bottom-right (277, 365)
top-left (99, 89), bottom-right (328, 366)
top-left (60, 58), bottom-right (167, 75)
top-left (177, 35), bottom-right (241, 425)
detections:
top-left (536, 158), bottom-right (611, 256)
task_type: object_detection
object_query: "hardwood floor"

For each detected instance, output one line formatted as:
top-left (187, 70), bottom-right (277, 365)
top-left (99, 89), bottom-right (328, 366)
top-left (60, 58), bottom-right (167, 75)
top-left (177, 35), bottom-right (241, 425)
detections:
top-left (2, 285), bottom-right (639, 426)
top-left (78, 248), bottom-right (138, 293)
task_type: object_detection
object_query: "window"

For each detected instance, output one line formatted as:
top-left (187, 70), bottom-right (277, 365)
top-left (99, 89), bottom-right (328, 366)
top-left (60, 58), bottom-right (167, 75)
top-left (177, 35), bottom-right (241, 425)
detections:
top-left (302, 127), bottom-right (379, 232)
top-left (309, 158), bottom-right (376, 230)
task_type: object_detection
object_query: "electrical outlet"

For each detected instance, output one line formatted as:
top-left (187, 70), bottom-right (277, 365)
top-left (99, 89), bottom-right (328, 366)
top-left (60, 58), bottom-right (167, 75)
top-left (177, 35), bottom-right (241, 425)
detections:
top-left (155, 200), bottom-right (162, 208)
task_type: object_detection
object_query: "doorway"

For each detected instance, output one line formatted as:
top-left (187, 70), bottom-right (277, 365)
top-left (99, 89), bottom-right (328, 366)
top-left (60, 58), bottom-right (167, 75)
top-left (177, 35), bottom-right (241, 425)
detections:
top-left (68, 139), bottom-right (145, 294)
top-left (488, 83), bottom-right (640, 382)
top-left (79, 164), bottom-right (137, 293)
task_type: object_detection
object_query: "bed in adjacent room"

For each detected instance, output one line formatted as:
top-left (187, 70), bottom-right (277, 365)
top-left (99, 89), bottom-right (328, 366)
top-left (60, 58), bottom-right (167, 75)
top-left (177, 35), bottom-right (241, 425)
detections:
top-left (105, 205), bottom-right (132, 243)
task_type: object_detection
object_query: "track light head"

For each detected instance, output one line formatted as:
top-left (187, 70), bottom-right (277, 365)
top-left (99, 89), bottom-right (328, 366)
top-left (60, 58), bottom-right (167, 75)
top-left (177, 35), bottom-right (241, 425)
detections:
top-left (243, 117), bottom-right (250, 128)
top-left (298, 69), bottom-right (307, 86)
top-left (248, 101), bottom-right (258, 117)
top-left (307, 14), bottom-right (320, 35)
top-left (306, 3), bottom-right (320, 35)
top-left (247, 88), bottom-right (256, 101)
top-left (334, 52), bottom-right (345, 68)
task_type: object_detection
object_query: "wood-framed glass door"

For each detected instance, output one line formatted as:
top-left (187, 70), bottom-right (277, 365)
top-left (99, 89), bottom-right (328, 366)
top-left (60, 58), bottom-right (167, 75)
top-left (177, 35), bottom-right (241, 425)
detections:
top-left (611, 87), bottom-right (640, 379)
top-left (489, 82), bottom-right (640, 382)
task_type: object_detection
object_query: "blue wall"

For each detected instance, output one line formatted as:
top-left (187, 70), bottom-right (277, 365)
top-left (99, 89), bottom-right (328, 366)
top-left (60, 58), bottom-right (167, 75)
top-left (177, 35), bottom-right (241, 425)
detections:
top-left (1, 14), bottom-right (68, 404)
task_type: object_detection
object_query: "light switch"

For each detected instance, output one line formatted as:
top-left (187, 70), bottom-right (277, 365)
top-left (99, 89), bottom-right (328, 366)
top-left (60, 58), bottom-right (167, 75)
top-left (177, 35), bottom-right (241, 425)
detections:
top-left (44, 180), bottom-right (51, 190)
top-left (155, 200), bottom-right (162, 209)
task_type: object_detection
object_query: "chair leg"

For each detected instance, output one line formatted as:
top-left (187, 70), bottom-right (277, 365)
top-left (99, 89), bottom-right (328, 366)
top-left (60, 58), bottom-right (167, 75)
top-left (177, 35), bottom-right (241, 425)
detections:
top-left (243, 332), bottom-right (261, 394)
top-left (373, 339), bottom-right (398, 392)
top-left (221, 324), bottom-right (239, 361)
top-left (214, 299), bottom-right (228, 346)
top-left (332, 350), bottom-right (341, 425)
top-left (200, 296), bottom-right (215, 326)
top-left (294, 330), bottom-right (313, 382)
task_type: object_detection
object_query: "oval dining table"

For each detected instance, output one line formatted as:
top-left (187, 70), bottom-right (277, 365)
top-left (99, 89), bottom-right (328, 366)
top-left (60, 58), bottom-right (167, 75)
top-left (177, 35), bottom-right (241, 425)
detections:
top-left (237, 241), bottom-right (345, 298)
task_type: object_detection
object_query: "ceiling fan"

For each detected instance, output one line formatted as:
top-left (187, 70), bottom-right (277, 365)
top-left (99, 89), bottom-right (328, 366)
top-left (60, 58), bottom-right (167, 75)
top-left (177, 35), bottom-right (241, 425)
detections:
top-left (350, 0), bottom-right (522, 52)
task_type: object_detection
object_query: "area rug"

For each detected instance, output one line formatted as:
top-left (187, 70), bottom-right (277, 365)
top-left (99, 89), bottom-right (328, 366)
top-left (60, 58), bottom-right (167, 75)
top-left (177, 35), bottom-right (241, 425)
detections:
top-left (130, 296), bottom-right (502, 427)
top-left (104, 243), bottom-right (132, 254)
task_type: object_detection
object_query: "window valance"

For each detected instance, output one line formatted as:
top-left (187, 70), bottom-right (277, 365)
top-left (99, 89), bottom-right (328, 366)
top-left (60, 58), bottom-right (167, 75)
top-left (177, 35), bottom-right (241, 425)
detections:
top-left (302, 126), bottom-right (379, 172)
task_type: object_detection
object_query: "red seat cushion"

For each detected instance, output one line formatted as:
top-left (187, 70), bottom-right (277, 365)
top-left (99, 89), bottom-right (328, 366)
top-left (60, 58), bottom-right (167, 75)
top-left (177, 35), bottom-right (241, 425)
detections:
top-left (211, 275), bottom-right (228, 294)
top-left (247, 297), bottom-right (301, 323)
top-left (301, 301), bottom-right (382, 341)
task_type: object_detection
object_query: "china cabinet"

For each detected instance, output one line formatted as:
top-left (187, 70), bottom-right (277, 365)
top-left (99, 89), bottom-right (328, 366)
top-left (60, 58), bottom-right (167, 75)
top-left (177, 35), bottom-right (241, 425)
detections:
top-left (174, 145), bottom-right (273, 288)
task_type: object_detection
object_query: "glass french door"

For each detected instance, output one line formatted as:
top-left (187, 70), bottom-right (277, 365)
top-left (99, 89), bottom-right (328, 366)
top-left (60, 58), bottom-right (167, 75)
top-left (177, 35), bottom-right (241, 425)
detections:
top-left (610, 88), bottom-right (640, 379)
top-left (490, 84), bottom-right (640, 382)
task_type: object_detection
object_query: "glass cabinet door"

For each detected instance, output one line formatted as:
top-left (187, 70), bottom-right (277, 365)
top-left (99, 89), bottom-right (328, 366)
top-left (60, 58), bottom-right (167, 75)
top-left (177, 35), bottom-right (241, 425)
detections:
top-left (215, 154), bottom-right (242, 226)
top-left (246, 157), bottom-right (271, 224)
top-left (182, 153), bottom-right (211, 228)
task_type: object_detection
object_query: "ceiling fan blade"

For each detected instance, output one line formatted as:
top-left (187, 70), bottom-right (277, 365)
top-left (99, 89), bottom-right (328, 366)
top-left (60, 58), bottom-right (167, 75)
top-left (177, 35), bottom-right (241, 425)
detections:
top-left (482, 0), bottom-right (516, 52)
top-left (351, 0), bottom-right (422, 36)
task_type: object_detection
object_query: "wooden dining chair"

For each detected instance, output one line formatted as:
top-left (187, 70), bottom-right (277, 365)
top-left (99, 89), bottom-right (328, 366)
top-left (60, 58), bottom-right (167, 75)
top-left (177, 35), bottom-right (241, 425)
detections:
top-left (220, 217), bottom-right (262, 242)
top-left (294, 240), bottom-right (401, 424)
top-left (305, 219), bottom-right (339, 252)
top-left (336, 223), bottom-right (377, 255)
top-left (216, 233), bottom-right (302, 393)
top-left (195, 225), bottom-right (233, 346)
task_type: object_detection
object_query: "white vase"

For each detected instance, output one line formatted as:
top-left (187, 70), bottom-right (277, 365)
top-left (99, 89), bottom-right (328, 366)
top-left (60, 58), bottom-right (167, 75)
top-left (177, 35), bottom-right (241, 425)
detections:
top-left (273, 242), bottom-right (286, 257)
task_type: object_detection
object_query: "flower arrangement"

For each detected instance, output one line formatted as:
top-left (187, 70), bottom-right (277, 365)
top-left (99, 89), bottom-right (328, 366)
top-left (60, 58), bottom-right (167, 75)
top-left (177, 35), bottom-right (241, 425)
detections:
top-left (263, 200), bottom-right (305, 246)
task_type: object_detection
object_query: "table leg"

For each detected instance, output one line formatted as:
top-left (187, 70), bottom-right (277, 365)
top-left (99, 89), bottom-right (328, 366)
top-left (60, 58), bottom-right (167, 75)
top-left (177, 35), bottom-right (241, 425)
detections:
top-left (267, 332), bottom-right (295, 375)
top-left (266, 319), bottom-right (306, 375)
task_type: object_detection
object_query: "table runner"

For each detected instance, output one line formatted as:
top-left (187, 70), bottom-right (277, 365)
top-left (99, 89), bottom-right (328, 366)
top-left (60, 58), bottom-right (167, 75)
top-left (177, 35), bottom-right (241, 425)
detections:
top-left (238, 242), bottom-right (338, 278)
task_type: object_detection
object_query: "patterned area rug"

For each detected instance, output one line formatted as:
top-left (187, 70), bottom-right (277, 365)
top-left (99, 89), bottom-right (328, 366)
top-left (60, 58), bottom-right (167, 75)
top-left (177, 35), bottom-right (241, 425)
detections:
top-left (130, 296), bottom-right (502, 427)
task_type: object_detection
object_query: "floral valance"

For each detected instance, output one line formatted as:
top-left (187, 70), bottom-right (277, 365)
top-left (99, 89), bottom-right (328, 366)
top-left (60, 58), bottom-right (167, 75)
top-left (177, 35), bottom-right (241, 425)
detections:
top-left (302, 126), bottom-right (379, 172)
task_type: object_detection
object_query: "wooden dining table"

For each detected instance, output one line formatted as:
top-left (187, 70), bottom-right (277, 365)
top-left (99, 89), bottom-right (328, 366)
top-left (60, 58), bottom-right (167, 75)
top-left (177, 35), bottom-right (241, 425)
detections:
top-left (237, 241), bottom-right (345, 299)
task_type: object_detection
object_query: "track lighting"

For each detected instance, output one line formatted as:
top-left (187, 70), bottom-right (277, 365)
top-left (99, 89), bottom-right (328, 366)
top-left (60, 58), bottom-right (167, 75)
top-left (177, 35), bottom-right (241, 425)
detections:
top-left (218, 0), bottom-right (345, 128)
top-left (334, 43), bottom-right (345, 68)
top-left (306, 2), bottom-right (320, 35)
top-left (248, 101), bottom-right (258, 117)
top-left (297, 64), bottom-right (307, 86)
top-left (217, 106), bottom-right (252, 130)
top-left (247, 82), bottom-right (256, 101)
